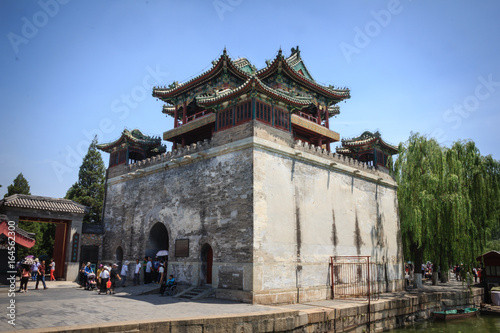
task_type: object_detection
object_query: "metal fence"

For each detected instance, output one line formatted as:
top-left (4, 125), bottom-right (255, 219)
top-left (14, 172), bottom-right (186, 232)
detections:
top-left (330, 256), bottom-right (381, 301)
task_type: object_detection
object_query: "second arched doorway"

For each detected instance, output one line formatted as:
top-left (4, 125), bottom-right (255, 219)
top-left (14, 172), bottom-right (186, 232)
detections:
top-left (200, 243), bottom-right (213, 285)
top-left (146, 222), bottom-right (169, 259)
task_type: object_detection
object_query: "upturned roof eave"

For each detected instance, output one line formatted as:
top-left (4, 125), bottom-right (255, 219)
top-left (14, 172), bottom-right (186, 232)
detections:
top-left (196, 77), bottom-right (314, 108)
top-left (97, 130), bottom-right (162, 152)
top-left (342, 137), bottom-right (398, 154)
top-left (256, 52), bottom-right (350, 101)
top-left (153, 52), bottom-right (251, 101)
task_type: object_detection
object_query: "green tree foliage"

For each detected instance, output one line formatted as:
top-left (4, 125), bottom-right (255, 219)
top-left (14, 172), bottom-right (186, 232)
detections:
top-left (5, 173), bottom-right (31, 197)
top-left (16, 222), bottom-right (56, 260)
top-left (65, 136), bottom-right (106, 224)
top-left (393, 133), bottom-right (500, 286)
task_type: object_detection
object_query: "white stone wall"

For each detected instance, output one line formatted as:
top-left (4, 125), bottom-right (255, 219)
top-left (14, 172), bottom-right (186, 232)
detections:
top-left (252, 141), bottom-right (403, 303)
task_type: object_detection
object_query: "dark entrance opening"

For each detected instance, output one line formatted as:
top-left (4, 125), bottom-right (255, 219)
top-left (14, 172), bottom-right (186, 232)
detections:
top-left (80, 245), bottom-right (99, 268)
top-left (201, 243), bottom-right (213, 285)
top-left (146, 222), bottom-right (169, 260)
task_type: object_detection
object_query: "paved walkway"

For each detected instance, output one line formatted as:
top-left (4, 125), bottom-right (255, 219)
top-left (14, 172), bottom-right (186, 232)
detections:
top-left (0, 278), bottom-right (475, 332)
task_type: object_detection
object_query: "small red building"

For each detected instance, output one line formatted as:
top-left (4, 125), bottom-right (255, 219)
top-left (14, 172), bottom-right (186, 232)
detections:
top-left (477, 251), bottom-right (500, 289)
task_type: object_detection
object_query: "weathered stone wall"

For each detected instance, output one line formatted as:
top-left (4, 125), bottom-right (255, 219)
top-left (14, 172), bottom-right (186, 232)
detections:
top-left (102, 121), bottom-right (403, 304)
top-left (252, 136), bottom-right (403, 304)
top-left (102, 146), bottom-right (254, 296)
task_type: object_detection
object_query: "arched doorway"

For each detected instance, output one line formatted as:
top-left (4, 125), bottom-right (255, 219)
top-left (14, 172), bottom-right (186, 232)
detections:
top-left (146, 222), bottom-right (169, 260)
top-left (200, 243), bottom-right (213, 285)
top-left (115, 246), bottom-right (123, 272)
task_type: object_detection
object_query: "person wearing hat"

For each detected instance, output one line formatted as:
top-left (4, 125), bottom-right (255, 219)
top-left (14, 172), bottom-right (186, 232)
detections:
top-left (84, 262), bottom-right (93, 290)
top-left (96, 264), bottom-right (104, 290)
top-left (109, 263), bottom-right (121, 294)
top-left (120, 261), bottom-right (129, 287)
top-left (98, 266), bottom-right (110, 295)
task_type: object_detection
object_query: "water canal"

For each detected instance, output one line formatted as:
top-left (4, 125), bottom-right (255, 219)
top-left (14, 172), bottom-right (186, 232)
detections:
top-left (388, 315), bottom-right (500, 332)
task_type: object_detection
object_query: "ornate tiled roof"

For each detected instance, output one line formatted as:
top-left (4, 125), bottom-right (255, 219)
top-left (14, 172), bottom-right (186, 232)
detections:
top-left (0, 194), bottom-right (88, 214)
top-left (285, 46), bottom-right (314, 81)
top-left (340, 131), bottom-right (398, 153)
top-left (233, 58), bottom-right (256, 74)
top-left (97, 129), bottom-right (163, 152)
top-left (162, 105), bottom-right (176, 116)
top-left (195, 76), bottom-right (314, 108)
top-left (154, 47), bottom-right (350, 104)
top-left (328, 105), bottom-right (340, 116)
top-left (335, 147), bottom-right (351, 154)
top-left (153, 49), bottom-right (250, 100)
top-left (256, 49), bottom-right (351, 100)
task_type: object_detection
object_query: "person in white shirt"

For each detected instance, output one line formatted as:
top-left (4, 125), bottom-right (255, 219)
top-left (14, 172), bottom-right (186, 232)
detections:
top-left (98, 266), bottom-right (110, 295)
top-left (120, 261), bottom-right (129, 287)
top-left (158, 262), bottom-right (165, 284)
top-left (133, 259), bottom-right (141, 286)
top-left (145, 257), bottom-right (153, 284)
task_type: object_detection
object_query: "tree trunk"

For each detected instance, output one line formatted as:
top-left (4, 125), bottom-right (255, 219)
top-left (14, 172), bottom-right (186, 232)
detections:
top-left (432, 271), bottom-right (438, 285)
top-left (413, 248), bottom-right (424, 288)
top-left (440, 263), bottom-right (449, 283)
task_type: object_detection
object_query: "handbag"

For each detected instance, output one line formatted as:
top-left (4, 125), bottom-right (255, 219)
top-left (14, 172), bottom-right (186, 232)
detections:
top-left (106, 279), bottom-right (111, 289)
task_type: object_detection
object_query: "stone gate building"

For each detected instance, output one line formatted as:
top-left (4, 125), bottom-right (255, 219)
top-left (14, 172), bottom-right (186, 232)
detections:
top-left (98, 47), bottom-right (404, 304)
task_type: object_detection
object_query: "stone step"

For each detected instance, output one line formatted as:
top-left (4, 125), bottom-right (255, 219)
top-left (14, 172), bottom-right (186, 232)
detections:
top-left (174, 286), bottom-right (215, 300)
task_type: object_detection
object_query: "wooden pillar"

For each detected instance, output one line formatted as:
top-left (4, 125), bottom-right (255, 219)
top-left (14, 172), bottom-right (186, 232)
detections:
top-left (317, 106), bottom-right (321, 125)
top-left (325, 107), bottom-right (330, 129)
top-left (181, 136), bottom-right (185, 148)
top-left (174, 104), bottom-right (179, 128)
top-left (252, 98), bottom-right (256, 120)
top-left (182, 101), bottom-right (187, 125)
top-left (53, 222), bottom-right (67, 279)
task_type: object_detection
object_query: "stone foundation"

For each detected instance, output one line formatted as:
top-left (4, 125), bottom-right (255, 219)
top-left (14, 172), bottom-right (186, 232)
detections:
top-left (22, 286), bottom-right (484, 333)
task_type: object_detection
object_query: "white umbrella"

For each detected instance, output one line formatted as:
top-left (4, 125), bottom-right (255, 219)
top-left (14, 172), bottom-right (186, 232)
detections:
top-left (21, 257), bottom-right (36, 266)
top-left (156, 250), bottom-right (169, 257)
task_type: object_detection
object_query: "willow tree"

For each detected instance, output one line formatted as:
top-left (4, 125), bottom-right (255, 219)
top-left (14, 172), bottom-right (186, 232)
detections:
top-left (393, 133), bottom-right (444, 287)
top-left (394, 134), bottom-right (500, 287)
top-left (484, 155), bottom-right (500, 241)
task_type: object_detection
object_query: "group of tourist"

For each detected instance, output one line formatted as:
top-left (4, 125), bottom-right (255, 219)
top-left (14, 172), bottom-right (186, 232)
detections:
top-left (17, 258), bottom-right (56, 293)
top-left (453, 264), bottom-right (482, 283)
top-left (133, 257), bottom-right (169, 285)
top-left (78, 262), bottom-right (122, 294)
top-left (78, 257), bottom-right (175, 295)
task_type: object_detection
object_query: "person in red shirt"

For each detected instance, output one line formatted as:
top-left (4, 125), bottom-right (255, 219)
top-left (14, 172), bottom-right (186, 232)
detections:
top-left (35, 260), bottom-right (48, 289)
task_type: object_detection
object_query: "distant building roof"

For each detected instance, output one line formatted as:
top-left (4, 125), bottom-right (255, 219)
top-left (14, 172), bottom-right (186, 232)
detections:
top-left (0, 194), bottom-right (87, 214)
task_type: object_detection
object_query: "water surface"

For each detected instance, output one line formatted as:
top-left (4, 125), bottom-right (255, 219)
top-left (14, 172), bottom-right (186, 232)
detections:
top-left (388, 316), bottom-right (500, 332)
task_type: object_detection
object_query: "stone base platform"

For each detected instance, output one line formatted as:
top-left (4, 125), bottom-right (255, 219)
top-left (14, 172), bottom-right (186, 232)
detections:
top-left (7, 281), bottom-right (484, 333)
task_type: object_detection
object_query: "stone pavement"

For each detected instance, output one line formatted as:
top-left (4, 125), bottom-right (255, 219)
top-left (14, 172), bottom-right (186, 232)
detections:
top-left (0, 278), bottom-right (477, 332)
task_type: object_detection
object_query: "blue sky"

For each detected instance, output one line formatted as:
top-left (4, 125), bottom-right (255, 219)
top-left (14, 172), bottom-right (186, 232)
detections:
top-left (1, 0), bottom-right (499, 198)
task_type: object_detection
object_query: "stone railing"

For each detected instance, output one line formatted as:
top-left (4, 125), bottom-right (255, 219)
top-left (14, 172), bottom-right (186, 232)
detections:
top-left (127, 139), bottom-right (212, 171)
top-left (293, 140), bottom-right (393, 179)
top-left (108, 136), bottom-right (394, 183)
